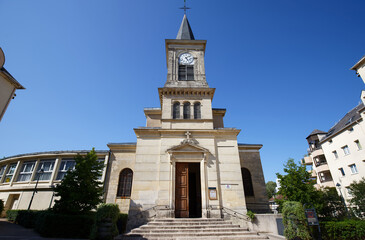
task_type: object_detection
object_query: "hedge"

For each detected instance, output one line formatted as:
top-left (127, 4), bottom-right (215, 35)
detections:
top-left (321, 220), bottom-right (365, 240)
top-left (6, 209), bottom-right (128, 239)
top-left (35, 211), bottom-right (95, 238)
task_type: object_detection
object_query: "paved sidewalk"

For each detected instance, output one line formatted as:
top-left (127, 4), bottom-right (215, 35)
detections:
top-left (0, 218), bottom-right (87, 240)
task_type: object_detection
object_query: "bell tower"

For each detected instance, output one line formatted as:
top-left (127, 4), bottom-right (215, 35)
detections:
top-left (164, 15), bottom-right (208, 88)
top-left (159, 14), bottom-right (215, 129)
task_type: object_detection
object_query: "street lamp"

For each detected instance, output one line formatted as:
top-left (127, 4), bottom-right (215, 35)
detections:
top-left (28, 168), bottom-right (44, 210)
top-left (336, 183), bottom-right (350, 217)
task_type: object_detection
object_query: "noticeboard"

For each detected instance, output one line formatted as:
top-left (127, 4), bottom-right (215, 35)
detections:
top-left (305, 208), bottom-right (319, 226)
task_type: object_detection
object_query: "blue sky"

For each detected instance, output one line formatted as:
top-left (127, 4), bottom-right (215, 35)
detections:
top-left (0, 0), bottom-right (364, 182)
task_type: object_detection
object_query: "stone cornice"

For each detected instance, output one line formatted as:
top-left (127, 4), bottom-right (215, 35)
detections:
top-left (158, 87), bottom-right (215, 106)
top-left (134, 128), bottom-right (241, 137)
top-left (107, 143), bottom-right (136, 152)
top-left (238, 144), bottom-right (263, 150)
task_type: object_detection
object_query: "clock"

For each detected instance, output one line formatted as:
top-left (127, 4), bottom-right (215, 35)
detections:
top-left (179, 53), bottom-right (194, 65)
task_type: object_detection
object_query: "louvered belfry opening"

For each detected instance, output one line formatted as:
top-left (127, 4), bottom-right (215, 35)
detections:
top-left (173, 102), bottom-right (180, 119)
top-left (183, 102), bottom-right (190, 119)
top-left (178, 65), bottom-right (194, 81)
top-left (117, 168), bottom-right (133, 198)
top-left (194, 102), bottom-right (201, 119)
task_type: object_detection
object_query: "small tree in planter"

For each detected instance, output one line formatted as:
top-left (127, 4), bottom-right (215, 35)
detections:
top-left (53, 148), bottom-right (104, 214)
top-left (90, 204), bottom-right (120, 240)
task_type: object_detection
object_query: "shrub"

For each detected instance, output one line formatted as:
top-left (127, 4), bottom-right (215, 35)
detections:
top-left (6, 209), bottom-right (19, 222)
top-left (16, 210), bottom-right (41, 228)
top-left (321, 220), bottom-right (365, 240)
top-left (117, 213), bottom-right (128, 234)
top-left (35, 211), bottom-right (95, 238)
top-left (246, 210), bottom-right (255, 221)
top-left (282, 201), bottom-right (311, 240)
top-left (90, 204), bottom-right (120, 240)
top-left (0, 199), bottom-right (4, 215)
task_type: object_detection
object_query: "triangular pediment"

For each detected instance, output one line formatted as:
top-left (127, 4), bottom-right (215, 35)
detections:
top-left (167, 141), bottom-right (209, 153)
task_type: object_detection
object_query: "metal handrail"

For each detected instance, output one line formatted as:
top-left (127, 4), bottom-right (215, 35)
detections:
top-left (221, 206), bottom-right (250, 222)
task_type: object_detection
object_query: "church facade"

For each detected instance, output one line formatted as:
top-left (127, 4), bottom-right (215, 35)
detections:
top-left (0, 15), bottom-right (269, 225)
top-left (103, 15), bottom-right (269, 227)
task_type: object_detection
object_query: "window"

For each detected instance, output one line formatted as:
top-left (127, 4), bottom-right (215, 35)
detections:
top-left (342, 145), bottom-right (350, 155)
top-left (329, 140), bottom-right (333, 144)
top-left (346, 188), bottom-right (353, 198)
top-left (0, 165), bottom-right (6, 180)
top-left (348, 127), bottom-right (354, 132)
top-left (339, 168), bottom-right (345, 176)
top-left (241, 168), bottom-right (254, 197)
top-left (56, 158), bottom-right (75, 180)
top-left (35, 159), bottom-right (55, 181)
top-left (178, 65), bottom-right (194, 81)
top-left (332, 150), bottom-right (338, 159)
top-left (183, 102), bottom-right (190, 119)
top-left (117, 168), bottom-right (133, 198)
top-left (17, 161), bottom-right (35, 182)
top-left (349, 164), bottom-right (358, 174)
top-left (194, 102), bottom-right (201, 119)
top-left (4, 164), bottom-right (17, 183)
top-left (355, 140), bottom-right (362, 150)
top-left (172, 102), bottom-right (180, 119)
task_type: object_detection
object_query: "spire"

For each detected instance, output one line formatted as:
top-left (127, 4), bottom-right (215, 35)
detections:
top-left (176, 14), bottom-right (195, 40)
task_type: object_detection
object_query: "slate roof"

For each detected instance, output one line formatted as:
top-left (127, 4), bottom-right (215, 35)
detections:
top-left (321, 102), bottom-right (364, 143)
top-left (176, 14), bottom-right (195, 40)
top-left (306, 129), bottom-right (327, 139)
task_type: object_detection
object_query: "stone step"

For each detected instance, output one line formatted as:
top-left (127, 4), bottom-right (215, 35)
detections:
top-left (127, 231), bottom-right (261, 237)
top-left (119, 235), bottom-right (268, 240)
top-left (153, 218), bottom-right (224, 222)
top-left (148, 221), bottom-right (232, 226)
top-left (139, 224), bottom-right (242, 230)
top-left (131, 227), bottom-right (249, 234)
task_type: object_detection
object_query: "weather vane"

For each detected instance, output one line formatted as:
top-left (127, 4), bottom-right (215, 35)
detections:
top-left (179, 0), bottom-right (190, 15)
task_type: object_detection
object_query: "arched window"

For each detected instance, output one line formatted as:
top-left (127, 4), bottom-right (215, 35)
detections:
top-left (241, 168), bottom-right (254, 197)
top-left (194, 102), bottom-right (201, 119)
top-left (117, 168), bottom-right (133, 198)
top-left (183, 102), bottom-right (190, 119)
top-left (173, 102), bottom-right (180, 119)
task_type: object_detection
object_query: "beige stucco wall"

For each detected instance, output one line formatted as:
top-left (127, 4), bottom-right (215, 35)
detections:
top-left (321, 119), bottom-right (365, 201)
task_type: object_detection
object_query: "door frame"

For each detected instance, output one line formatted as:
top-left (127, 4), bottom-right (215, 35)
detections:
top-left (168, 152), bottom-right (208, 218)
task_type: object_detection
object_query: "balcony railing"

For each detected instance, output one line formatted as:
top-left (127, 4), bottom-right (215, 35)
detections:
top-left (312, 148), bottom-right (324, 158)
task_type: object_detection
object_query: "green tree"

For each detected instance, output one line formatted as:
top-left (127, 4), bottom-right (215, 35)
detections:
top-left (315, 187), bottom-right (346, 220)
top-left (348, 177), bottom-right (365, 218)
top-left (53, 148), bottom-right (104, 214)
top-left (276, 158), bottom-right (318, 208)
top-left (266, 181), bottom-right (277, 199)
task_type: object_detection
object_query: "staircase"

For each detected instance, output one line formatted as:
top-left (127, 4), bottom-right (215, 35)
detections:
top-left (118, 218), bottom-right (269, 240)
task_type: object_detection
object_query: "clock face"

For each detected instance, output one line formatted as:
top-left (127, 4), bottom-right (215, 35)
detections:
top-left (179, 53), bottom-right (194, 65)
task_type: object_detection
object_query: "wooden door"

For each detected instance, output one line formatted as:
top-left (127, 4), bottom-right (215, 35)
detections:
top-left (175, 163), bottom-right (189, 218)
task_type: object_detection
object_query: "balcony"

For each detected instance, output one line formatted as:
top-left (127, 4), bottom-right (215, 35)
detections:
top-left (316, 163), bottom-right (329, 173)
top-left (308, 169), bottom-right (317, 178)
top-left (321, 180), bottom-right (335, 188)
top-left (302, 156), bottom-right (312, 165)
top-left (311, 148), bottom-right (324, 158)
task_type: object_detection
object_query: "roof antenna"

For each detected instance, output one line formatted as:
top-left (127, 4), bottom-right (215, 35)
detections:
top-left (179, 0), bottom-right (190, 15)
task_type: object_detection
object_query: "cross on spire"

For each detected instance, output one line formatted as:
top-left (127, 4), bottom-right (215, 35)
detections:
top-left (179, 0), bottom-right (190, 15)
top-left (185, 131), bottom-right (192, 140)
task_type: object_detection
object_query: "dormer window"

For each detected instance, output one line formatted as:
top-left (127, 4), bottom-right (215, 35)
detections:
top-left (178, 53), bottom-right (194, 81)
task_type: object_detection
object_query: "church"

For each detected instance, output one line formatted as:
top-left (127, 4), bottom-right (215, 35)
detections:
top-left (0, 14), bottom-right (269, 229)
top-left (103, 14), bottom-right (269, 228)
